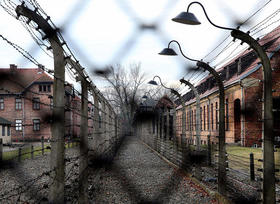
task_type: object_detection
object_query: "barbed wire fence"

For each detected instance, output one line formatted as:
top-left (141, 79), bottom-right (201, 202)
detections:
top-left (0, 0), bottom-right (279, 203)
top-left (0, 0), bottom-right (125, 203)
top-left (136, 0), bottom-right (280, 202)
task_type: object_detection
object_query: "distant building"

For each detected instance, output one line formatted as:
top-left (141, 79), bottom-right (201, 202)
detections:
top-left (0, 64), bottom-right (53, 142)
top-left (0, 64), bottom-right (94, 143)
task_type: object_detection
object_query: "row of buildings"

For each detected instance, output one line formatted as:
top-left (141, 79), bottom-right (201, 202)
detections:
top-left (0, 64), bottom-right (89, 143)
top-left (138, 25), bottom-right (280, 147)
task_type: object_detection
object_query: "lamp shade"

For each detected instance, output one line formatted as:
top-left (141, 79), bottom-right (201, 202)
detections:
top-left (148, 80), bottom-right (158, 85)
top-left (158, 48), bottom-right (177, 56)
top-left (172, 12), bottom-right (201, 25)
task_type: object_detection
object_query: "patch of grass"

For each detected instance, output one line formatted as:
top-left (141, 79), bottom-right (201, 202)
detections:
top-left (226, 145), bottom-right (280, 177)
top-left (2, 142), bottom-right (78, 161)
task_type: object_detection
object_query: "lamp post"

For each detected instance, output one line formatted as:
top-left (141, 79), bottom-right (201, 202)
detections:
top-left (172, 2), bottom-right (274, 203)
top-left (159, 40), bottom-right (226, 195)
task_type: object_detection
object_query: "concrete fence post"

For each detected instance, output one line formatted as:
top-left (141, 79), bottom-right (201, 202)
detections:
top-left (31, 145), bottom-right (34, 159)
top-left (102, 101), bottom-right (106, 154)
top-left (207, 135), bottom-right (211, 166)
top-left (250, 153), bottom-right (255, 181)
top-left (79, 79), bottom-right (89, 204)
top-left (41, 136), bottom-right (44, 155)
top-left (0, 138), bottom-right (2, 162)
top-left (18, 147), bottom-right (22, 162)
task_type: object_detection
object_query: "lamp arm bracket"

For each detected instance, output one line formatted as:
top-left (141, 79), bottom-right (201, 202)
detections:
top-left (153, 75), bottom-right (170, 90)
top-left (187, 1), bottom-right (233, 31)
top-left (169, 40), bottom-right (197, 62)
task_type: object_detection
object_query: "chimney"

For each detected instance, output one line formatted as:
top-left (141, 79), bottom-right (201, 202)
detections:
top-left (237, 58), bottom-right (242, 75)
top-left (10, 64), bottom-right (17, 70)
top-left (10, 64), bottom-right (17, 74)
top-left (38, 64), bottom-right (44, 74)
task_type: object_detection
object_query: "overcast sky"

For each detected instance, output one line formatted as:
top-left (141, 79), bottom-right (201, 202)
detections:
top-left (0, 0), bottom-right (279, 92)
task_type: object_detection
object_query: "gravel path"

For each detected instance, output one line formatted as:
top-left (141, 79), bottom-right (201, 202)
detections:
top-left (0, 147), bottom-right (80, 203)
top-left (89, 136), bottom-right (217, 204)
top-left (0, 136), bottom-right (218, 203)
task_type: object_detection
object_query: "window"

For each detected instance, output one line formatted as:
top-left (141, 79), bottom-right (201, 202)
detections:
top-left (200, 107), bottom-right (202, 130)
top-left (15, 98), bottom-right (22, 110)
top-left (188, 111), bottom-right (191, 131)
top-left (191, 110), bottom-right (193, 130)
top-left (2, 125), bottom-right (5, 136)
top-left (7, 126), bottom-right (10, 136)
top-left (207, 105), bottom-right (209, 130)
top-left (33, 98), bottom-right (40, 110)
top-left (33, 119), bottom-right (40, 131)
top-left (203, 106), bottom-right (206, 131)
top-left (194, 109), bottom-right (196, 129)
top-left (186, 111), bottom-right (188, 131)
top-left (211, 103), bottom-right (213, 130)
top-left (216, 102), bottom-right (219, 130)
top-left (0, 98), bottom-right (4, 110)
top-left (16, 119), bottom-right (22, 131)
top-left (39, 84), bottom-right (51, 92)
top-left (226, 99), bottom-right (229, 130)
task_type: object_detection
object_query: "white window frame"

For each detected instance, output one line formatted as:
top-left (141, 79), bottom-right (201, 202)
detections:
top-left (15, 119), bottom-right (22, 131)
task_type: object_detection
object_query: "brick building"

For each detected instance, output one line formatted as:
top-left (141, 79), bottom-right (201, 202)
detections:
top-left (0, 64), bottom-right (93, 143)
top-left (175, 26), bottom-right (280, 147)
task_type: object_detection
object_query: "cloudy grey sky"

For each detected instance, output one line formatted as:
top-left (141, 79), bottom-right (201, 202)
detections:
top-left (0, 0), bottom-right (279, 92)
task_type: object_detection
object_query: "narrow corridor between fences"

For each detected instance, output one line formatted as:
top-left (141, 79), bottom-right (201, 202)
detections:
top-left (88, 135), bottom-right (216, 204)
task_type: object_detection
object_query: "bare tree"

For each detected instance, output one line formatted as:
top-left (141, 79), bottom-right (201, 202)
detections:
top-left (98, 63), bottom-right (146, 134)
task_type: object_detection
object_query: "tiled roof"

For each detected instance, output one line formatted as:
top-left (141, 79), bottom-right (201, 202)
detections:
top-left (0, 67), bottom-right (53, 94)
top-left (177, 25), bottom-right (280, 107)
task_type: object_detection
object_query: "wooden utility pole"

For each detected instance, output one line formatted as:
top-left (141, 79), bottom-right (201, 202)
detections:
top-left (16, 5), bottom-right (66, 203)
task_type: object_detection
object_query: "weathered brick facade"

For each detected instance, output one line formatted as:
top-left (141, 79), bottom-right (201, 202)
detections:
top-left (175, 26), bottom-right (280, 147)
top-left (0, 65), bottom-right (93, 143)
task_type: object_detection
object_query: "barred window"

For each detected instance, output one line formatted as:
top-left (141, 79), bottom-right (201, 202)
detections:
top-left (33, 119), bottom-right (40, 131)
top-left (203, 106), bottom-right (206, 131)
top-left (211, 103), bottom-right (213, 130)
top-left (207, 105), bottom-right (209, 130)
top-left (0, 98), bottom-right (4, 110)
top-left (226, 99), bottom-right (229, 130)
top-left (15, 98), bottom-right (22, 110)
top-left (200, 107), bottom-right (202, 130)
top-left (216, 102), bottom-right (219, 130)
top-left (33, 98), bottom-right (40, 110)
